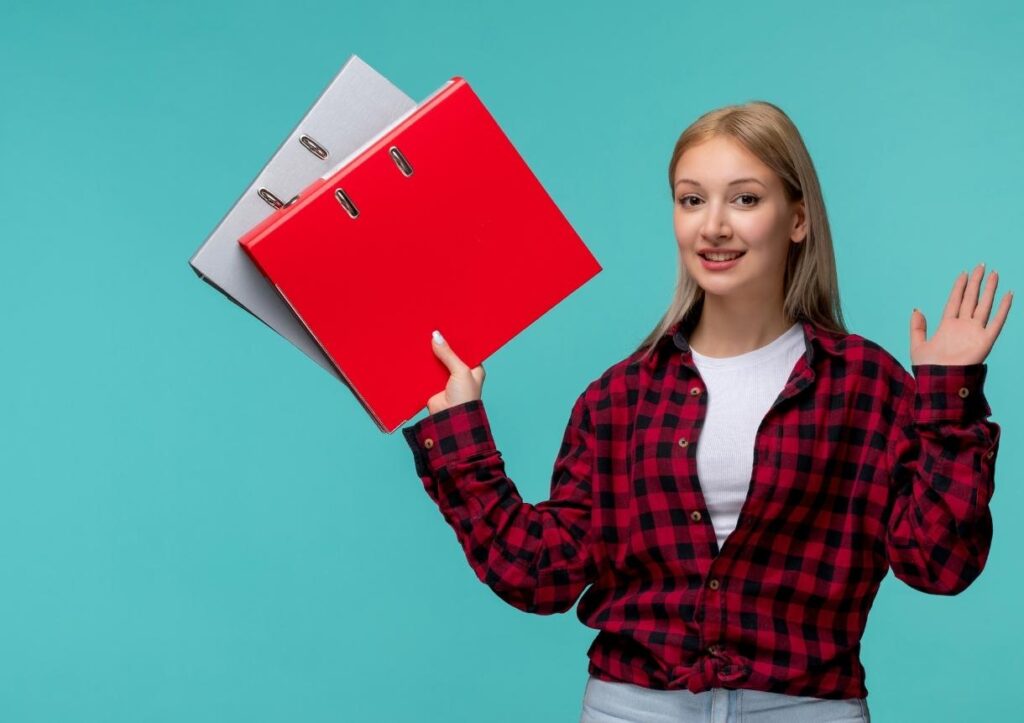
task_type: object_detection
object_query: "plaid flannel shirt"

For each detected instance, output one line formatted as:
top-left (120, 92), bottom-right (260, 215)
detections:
top-left (402, 312), bottom-right (1000, 699)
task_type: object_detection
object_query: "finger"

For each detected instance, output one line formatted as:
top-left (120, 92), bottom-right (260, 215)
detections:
top-left (942, 270), bottom-right (969, 319)
top-left (958, 262), bottom-right (985, 319)
top-left (431, 329), bottom-right (469, 372)
top-left (470, 365), bottom-right (485, 384)
top-left (426, 389), bottom-right (446, 412)
top-left (985, 291), bottom-right (1014, 344)
top-left (973, 269), bottom-right (998, 325)
top-left (910, 307), bottom-right (927, 349)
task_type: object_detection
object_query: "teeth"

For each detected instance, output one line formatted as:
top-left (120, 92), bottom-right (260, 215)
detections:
top-left (704, 252), bottom-right (742, 261)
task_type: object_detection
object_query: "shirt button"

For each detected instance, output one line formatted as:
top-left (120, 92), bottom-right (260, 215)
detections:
top-left (424, 438), bottom-right (435, 449)
top-left (707, 644), bottom-right (720, 655)
top-left (708, 578), bottom-right (720, 590)
top-left (689, 385), bottom-right (702, 396)
top-left (690, 510), bottom-right (702, 522)
top-left (958, 387), bottom-right (970, 398)
top-left (986, 449), bottom-right (995, 459)
top-left (678, 436), bottom-right (689, 448)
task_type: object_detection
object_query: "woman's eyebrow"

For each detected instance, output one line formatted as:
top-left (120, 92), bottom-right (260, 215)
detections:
top-left (674, 177), bottom-right (767, 188)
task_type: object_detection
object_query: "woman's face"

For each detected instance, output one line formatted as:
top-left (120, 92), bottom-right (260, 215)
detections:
top-left (672, 136), bottom-right (806, 303)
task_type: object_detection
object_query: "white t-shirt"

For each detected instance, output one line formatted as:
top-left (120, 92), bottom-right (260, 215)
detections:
top-left (689, 321), bottom-right (805, 552)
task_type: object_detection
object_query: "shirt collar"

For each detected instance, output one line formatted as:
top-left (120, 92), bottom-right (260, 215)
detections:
top-left (652, 302), bottom-right (843, 368)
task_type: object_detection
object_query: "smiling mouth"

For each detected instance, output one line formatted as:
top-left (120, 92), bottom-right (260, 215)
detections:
top-left (698, 251), bottom-right (746, 261)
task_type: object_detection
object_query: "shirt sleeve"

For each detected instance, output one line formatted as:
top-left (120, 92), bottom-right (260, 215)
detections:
top-left (401, 393), bottom-right (600, 615)
top-left (884, 362), bottom-right (1001, 595)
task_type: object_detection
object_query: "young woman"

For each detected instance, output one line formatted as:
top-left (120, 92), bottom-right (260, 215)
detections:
top-left (401, 101), bottom-right (1011, 722)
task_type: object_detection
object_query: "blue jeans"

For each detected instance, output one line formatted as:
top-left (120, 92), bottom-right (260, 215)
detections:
top-left (580, 675), bottom-right (871, 722)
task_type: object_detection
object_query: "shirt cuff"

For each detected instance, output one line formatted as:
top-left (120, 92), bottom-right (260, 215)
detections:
top-left (909, 363), bottom-right (992, 424)
top-left (401, 399), bottom-right (498, 479)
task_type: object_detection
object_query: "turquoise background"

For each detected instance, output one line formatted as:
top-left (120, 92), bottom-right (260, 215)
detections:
top-left (2, 1), bottom-right (1021, 720)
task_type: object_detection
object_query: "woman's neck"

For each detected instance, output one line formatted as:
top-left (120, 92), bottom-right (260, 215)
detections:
top-left (687, 295), bottom-right (794, 358)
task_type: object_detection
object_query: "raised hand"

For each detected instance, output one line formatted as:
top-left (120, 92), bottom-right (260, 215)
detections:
top-left (426, 329), bottom-right (486, 415)
top-left (910, 263), bottom-right (1013, 366)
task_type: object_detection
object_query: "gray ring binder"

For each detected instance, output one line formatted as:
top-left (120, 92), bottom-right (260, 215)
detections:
top-left (188, 54), bottom-right (417, 386)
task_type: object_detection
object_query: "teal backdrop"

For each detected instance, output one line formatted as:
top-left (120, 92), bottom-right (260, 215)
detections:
top-left (1, 1), bottom-right (1021, 721)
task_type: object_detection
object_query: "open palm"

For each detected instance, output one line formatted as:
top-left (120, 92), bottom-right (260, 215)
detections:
top-left (911, 263), bottom-right (1013, 366)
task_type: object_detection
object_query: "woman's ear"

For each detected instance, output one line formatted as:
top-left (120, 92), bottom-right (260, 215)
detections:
top-left (790, 199), bottom-right (808, 243)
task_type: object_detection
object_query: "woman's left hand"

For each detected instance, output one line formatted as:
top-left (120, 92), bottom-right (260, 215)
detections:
top-left (911, 262), bottom-right (1013, 366)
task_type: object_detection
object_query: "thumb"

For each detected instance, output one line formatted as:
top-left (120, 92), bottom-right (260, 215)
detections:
top-left (431, 329), bottom-right (468, 372)
top-left (910, 308), bottom-right (926, 347)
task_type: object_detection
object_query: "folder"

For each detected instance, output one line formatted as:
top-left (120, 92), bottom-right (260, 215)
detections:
top-left (188, 55), bottom-right (416, 381)
top-left (239, 77), bottom-right (603, 434)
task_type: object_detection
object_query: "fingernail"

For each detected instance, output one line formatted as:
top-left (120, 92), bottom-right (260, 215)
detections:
top-left (432, 330), bottom-right (445, 344)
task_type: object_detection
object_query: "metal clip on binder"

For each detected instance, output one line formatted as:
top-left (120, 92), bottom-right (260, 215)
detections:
top-left (333, 145), bottom-right (414, 219)
top-left (258, 134), bottom-right (332, 209)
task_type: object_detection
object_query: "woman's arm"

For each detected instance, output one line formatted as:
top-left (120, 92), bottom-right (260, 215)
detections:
top-left (884, 363), bottom-right (1001, 595)
top-left (402, 392), bottom-right (599, 614)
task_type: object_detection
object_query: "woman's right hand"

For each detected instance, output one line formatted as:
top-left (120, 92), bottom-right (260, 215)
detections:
top-left (426, 329), bottom-right (486, 415)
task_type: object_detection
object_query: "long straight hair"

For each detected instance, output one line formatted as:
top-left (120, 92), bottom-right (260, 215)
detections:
top-left (634, 101), bottom-right (848, 363)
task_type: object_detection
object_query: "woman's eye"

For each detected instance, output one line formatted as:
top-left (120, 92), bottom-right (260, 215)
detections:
top-left (677, 194), bottom-right (760, 208)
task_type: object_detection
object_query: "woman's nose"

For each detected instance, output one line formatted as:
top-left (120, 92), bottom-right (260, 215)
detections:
top-left (699, 202), bottom-right (730, 238)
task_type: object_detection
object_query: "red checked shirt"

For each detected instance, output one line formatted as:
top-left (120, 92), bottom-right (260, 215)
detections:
top-left (401, 313), bottom-right (1001, 699)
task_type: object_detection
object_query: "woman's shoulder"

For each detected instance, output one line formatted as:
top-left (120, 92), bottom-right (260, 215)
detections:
top-left (826, 328), bottom-right (916, 412)
top-left (562, 349), bottom-right (651, 414)
top-left (836, 329), bottom-right (912, 380)
top-left (578, 355), bottom-right (640, 399)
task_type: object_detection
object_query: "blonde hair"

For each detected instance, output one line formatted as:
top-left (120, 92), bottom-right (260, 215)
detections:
top-left (634, 100), bottom-right (848, 363)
